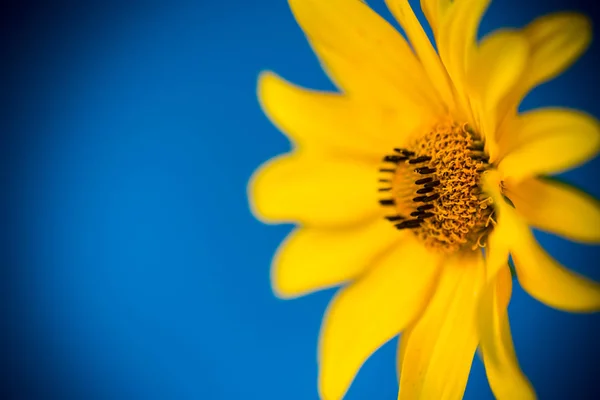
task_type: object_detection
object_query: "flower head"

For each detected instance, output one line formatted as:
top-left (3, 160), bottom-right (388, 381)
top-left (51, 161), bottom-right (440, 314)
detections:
top-left (248, 0), bottom-right (600, 399)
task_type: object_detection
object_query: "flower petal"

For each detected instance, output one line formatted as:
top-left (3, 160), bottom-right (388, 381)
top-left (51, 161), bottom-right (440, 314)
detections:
top-left (318, 238), bottom-right (441, 400)
top-left (493, 192), bottom-right (600, 313)
top-left (257, 72), bottom-right (423, 158)
top-left (271, 219), bottom-right (405, 299)
top-left (478, 266), bottom-right (536, 400)
top-left (497, 108), bottom-right (600, 183)
top-left (468, 31), bottom-right (528, 113)
top-left (288, 0), bottom-right (442, 112)
top-left (484, 218), bottom-right (511, 282)
top-left (437, 0), bottom-right (491, 103)
top-left (248, 152), bottom-right (383, 227)
top-left (397, 251), bottom-right (485, 400)
top-left (420, 0), bottom-right (450, 39)
top-left (385, 0), bottom-right (455, 109)
top-left (466, 30), bottom-right (528, 160)
top-left (504, 177), bottom-right (600, 244)
top-left (499, 12), bottom-right (592, 118)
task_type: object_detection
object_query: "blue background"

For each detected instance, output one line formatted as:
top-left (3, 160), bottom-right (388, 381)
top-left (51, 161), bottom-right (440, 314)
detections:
top-left (2, 0), bottom-right (599, 399)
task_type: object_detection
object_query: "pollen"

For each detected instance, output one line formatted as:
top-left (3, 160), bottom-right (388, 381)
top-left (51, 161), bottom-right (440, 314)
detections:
top-left (378, 120), bottom-right (495, 254)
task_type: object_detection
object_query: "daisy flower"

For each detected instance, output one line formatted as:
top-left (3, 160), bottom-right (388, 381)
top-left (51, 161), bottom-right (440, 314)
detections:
top-left (248, 0), bottom-right (600, 399)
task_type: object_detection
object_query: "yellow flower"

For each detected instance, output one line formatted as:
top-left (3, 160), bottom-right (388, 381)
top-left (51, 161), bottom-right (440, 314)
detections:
top-left (248, 0), bottom-right (600, 399)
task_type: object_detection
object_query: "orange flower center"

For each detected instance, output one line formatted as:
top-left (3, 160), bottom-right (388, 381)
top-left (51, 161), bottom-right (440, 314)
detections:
top-left (378, 120), bottom-right (495, 254)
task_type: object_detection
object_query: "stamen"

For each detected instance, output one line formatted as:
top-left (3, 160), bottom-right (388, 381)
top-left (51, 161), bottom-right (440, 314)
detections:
top-left (418, 212), bottom-right (435, 219)
top-left (416, 187), bottom-right (435, 194)
top-left (424, 180), bottom-right (440, 188)
top-left (408, 155), bottom-right (432, 164)
top-left (377, 120), bottom-right (495, 254)
top-left (469, 151), bottom-right (489, 162)
top-left (384, 155), bottom-right (408, 163)
top-left (414, 167), bottom-right (436, 174)
top-left (467, 140), bottom-right (484, 150)
top-left (422, 193), bottom-right (440, 202)
top-left (412, 195), bottom-right (429, 203)
top-left (395, 219), bottom-right (422, 229)
top-left (415, 177), bottom-right (433, 185)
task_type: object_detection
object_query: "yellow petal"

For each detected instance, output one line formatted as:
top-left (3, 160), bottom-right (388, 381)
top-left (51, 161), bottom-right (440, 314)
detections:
top-left (438, 0), bottom-right (491, 98)
top-left (478, 266), bottom-right (536, 400)
top-left (288, 0), bottom-right (442, 112)
top-left (420, 0), bottom-right (450, 39)
top-left (484, 218), bottom-right (511, 282)
top-left (498, 109), bottom-right (600, 183)
top-left (318, 238), bottom-right (441, 400)
top-left (523, 12), bottom-right (591, 88)
top-left (500, 12), bottom-right (592, 118)
top-left (466, 30), bottom-right (528, 160)
top-left (468, 31), bottom-right (528, 111)
top-left (271, 219), bottom-right (405, 299)
top-left (397, 251), bottom-right (485, 400)
top-left (504, 177), bottom-right (600, 244)
top-left (493, 193), bottom-right (600, 313)
top-left (385, 0), bottom-right (455, 109)
top-left (257, 72), bottom-right (423, 158)
top-left (248, 152), bottom-right (383, 227)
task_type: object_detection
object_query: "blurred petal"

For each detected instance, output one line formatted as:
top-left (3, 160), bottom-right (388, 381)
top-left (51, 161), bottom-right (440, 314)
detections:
top-left (484, 218), bottom-right (511, 282)
top-left (504, 177), bottom-right (600, 244)
top-left (468, 31), bottom-right (528, 114)
top-left (318, 238), bottom-right (441, 400)
top-left (438, 0), bottom-right (490, 97)
top-left (498, 109), bottom-right (600, 183)
top-left (420, 0), bottom-right (450, 38)
top-left (478, 267), bottom-right (536, 400)
top-left (385, 0), bottom-right (455, 109)
top-left (494, 194), bottom-right (600, 313)
top-left (397, 251), bottom-right (485, 400)
top-left (257, 72), bottom-right (424, 157)
top-left (288, 0), bottom-right (442, 112)
top-left (466, 30), bottom-right (528, 159)
top-left (271, 219), bottom-right (404, 299)
top-left (499, 12), bottom-right (592, 119)
top-left (248, 152), bottom-right (382, 227)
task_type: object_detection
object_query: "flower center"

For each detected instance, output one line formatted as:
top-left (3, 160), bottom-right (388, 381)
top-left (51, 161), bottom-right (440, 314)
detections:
top-left (378, 120), bottom-right (495, 254)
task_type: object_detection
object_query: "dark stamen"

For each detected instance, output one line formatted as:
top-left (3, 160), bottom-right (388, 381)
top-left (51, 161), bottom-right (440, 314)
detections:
top-left (379, 168), bottom-right (395, 173)
top-left (385, 215), bottom-right (404, 222)
top-left (395, 219), bottom-right (422, 229)
top-left (384, 155), bottom-right (408, 163)
top-left (417, 204), bottom-right (434, 211)
top-left (414, 167), bottom-right (436, 175)
top-left (415, 177), bottom-right (433, 185)
top-left (379, 199), bottom-right (395, 206)
top-left (378, 187), bottom-right (391, 192)
top-left (417, 212), bottom-right (435, 219)
top-left (408, 156), bottom-right (432, 164)
top-left (379, 179), bottom-right (391, 183)
top-left (416, 187), bottom-right (434, 194)
top-left (410, 211), bottom-right (424, 217)
top-left (423, 193), bottom-right (440, 202)
top-left (470, 154), bottom-right (489, 162)
top-left (424, 180), bottom-right (441, 188)
top-left (467, 140), bottom-right (484, 150)
top-left (412, 195), bottom-right (428, 203)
